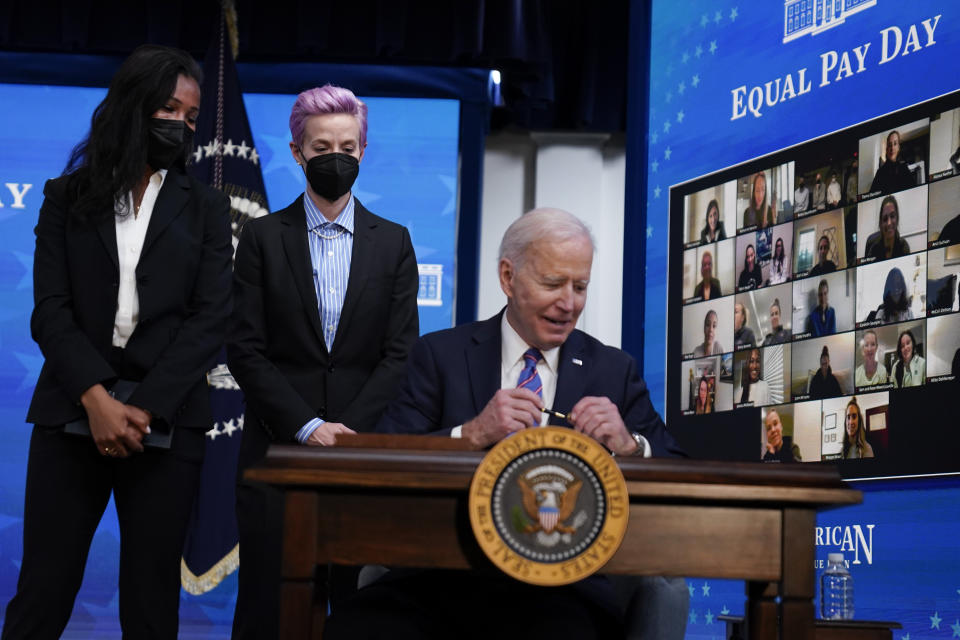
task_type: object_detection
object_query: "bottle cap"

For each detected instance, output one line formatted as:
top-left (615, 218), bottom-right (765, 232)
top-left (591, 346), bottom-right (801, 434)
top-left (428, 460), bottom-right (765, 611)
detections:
top-left (827, 553), bottom-right (844, 563)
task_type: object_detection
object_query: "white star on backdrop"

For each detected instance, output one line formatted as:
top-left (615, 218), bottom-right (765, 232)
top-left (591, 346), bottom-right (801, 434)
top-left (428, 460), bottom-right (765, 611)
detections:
top-left (682, 51), bottom-right (690, 64)
top-left (714, 10), bottom-right (722, 24)
top-left (664, 147), bottom-right (672, 160)
top-left (932, 612), bottom-right (942, 629)
top-left (437, 174), bottom-right (457, 216)
top-left (665, 91), bottom-right (673, 104)
top-left (687, 584), bottom-right (695, 597)
top-left (705, 610), bottom-right (715, 624)
top-left (13, 250), bottom-right (31, 290)
top-left (730, 7), bottom-right (739, 21)
top-left (689, 610), bottom-right (698, 624)
top-left (678, 81), bottom-right (686, 95)
top-left (654, 185), bottom-right (662, 198)
top-left (700, 14), bottom-right (708, 28)
top-left (651, 160), bottom-right (659, 172)
top-left (646, 225), bottom-right (653, 238)
top-left (695, 44), bottom-right (703, 58)
top-left (951, 619), bottom-right (960, 638)
top-left (710, 40), bottom-right (718, 54)
top-left (720, 606), bottom-right (730, 615)
top-left (677, 110), bottom-right (685, 123)
top-left (651, 132), bottom-right (659, 144)
top-left (663, 121), bottom-right (672, 133)
top-left (701, 581), bottom-right (711, 596)
top-left (692, 74), bottom-right (701, 88)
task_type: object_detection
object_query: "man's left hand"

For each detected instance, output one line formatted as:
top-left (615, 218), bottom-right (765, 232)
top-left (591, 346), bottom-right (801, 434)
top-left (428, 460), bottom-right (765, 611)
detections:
top-left (568, 396), bottom-right (638, 456)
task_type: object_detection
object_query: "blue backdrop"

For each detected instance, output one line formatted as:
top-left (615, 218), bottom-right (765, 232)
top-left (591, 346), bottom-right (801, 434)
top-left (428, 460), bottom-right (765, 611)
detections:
top-left (641, 2), bottom-right (960, 638)
top-left (0, 84), bottom-right (459, 636)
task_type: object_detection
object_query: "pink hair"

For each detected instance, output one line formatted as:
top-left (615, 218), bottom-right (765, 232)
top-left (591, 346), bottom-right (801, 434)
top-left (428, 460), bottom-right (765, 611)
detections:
top-left (289, 84), bottom-right (368, 148)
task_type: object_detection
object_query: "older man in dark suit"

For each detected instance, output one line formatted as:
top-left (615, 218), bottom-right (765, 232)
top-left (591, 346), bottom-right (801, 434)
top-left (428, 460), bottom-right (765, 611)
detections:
top-left (227, 84), bottom-right (419, 640)
top-left (325, 208), bottom-right (686, 640)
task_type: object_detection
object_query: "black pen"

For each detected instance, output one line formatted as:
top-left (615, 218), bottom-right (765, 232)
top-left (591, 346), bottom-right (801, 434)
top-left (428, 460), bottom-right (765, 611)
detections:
top-left (541, 407), bottom-right (567, 419)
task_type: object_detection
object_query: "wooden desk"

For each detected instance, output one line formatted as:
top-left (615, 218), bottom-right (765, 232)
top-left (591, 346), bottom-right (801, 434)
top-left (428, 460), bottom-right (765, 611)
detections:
top-left (245, 435), bottom-right (862, 639)
top-left (719, 615), bottom-right (902, 640)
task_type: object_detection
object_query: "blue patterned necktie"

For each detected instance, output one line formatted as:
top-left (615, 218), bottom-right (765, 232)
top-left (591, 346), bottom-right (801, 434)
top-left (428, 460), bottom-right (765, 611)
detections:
top-left (516, 348), bottom-right (544, 398)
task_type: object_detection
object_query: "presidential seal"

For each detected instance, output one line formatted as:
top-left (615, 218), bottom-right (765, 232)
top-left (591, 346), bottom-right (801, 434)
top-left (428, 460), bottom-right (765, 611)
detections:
top-left (468, 427), bottom-right (629, 586)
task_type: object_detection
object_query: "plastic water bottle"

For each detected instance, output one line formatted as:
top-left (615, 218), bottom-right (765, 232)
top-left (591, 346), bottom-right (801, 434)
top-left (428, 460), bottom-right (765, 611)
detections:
top-left (820, 552), bottom-right (854, 620)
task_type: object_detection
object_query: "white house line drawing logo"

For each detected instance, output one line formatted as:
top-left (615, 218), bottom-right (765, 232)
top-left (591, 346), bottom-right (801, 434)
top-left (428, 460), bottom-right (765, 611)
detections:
top-left (784, 0), bottom-right (877, 43)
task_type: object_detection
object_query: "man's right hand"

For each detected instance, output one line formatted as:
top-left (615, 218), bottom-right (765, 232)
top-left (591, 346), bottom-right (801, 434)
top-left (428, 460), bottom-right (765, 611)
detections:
top-left (306, 422), bottom-right (356, 447)
top-left (461, 388), bottom-right (542, 449)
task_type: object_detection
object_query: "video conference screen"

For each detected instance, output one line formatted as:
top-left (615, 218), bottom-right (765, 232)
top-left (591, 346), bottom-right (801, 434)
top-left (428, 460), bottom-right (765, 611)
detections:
top-left (667, 90), bottom-right (960, 479)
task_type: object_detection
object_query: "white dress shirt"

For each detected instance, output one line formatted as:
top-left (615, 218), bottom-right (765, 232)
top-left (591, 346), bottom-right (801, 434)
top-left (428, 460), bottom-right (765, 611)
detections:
top-left (453, 315), bottom-right (651, 457)
top-left (112, 169), bottom-right (166, 348)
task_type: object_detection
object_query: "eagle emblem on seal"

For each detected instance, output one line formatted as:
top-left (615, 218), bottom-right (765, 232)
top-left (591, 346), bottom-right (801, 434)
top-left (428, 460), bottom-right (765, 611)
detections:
top-left (517, 465), bottom-right (582, 535)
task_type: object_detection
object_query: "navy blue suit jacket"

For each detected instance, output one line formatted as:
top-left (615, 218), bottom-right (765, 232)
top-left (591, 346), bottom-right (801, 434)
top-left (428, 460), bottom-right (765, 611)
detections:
top-left (378, 312), bottom-right (684, 458)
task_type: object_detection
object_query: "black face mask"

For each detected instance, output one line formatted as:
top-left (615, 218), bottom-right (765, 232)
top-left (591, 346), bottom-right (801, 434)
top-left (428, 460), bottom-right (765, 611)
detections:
top-left (147, 118), bottom-right (193, 170)
top-left (302, 151), bottom-right (359, 201)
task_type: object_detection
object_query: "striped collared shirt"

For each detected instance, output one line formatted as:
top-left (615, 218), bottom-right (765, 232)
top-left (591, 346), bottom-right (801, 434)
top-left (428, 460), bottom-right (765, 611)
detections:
top-left (295, 193), bottom-right (354, 443)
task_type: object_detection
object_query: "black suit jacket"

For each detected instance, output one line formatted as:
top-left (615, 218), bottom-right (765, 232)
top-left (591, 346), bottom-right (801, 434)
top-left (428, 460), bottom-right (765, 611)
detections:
top-left (228, 196), bottom-right (419, 470)
top-left (377, 312), bottom-right (684, 458)
top-left (27, 170), bottom-right (233, 428)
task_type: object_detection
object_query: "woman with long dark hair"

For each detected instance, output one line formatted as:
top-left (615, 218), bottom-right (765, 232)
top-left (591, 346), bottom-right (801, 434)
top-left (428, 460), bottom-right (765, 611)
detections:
top-left (892, 329), bottom-right (925, 387)
top-left (694, 376), bottom-right (714, 414)
top-left (742, 172), bottom-right (775, 229)
top-left (842, 397), bottom-right (875, 459)
top-left (864, 195), bottom-right (910, 260)
top-left (2, 46), bottom-right (232, 638)
top-left (700, 199), bottom-right (726, 244)
top-left (736, 347), bottom-right (769, 406)
top-left (768, 236), bottom-right (789, 284)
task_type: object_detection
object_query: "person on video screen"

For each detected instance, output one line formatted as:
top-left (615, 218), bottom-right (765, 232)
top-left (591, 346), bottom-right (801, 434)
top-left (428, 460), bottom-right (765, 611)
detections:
top-left (826, 171), bottom-right (842, 208)
top-left (870, 130), bottom-right (916, 195)
top-left (891, 329), bottom-right (924, 388)
top-left (693, 309), bottom-right (724, 357)
top-left (742, 172), bottom-right (774, 229)
top-left (937, 211), bottom-right (960, 245)
top-left (868, 267), bottom-right (913, 323)
top-left (700, 199), bottom-right (726, 244)
top-left (809, 345), bottom-right (842, 399)
top-left (805, 279), bottom-right (836, 337)
top-left (693, 251), bottom-right (722, 300)
top-left (768, 237), bottom-right (789, 285)
top-left (738, 244), bottom-right (763, 290)
top-left (845, 160), bottom-right (858, 205)
top-left (762, 408), bottom-right (801, 463)
top-left (762, 298), bottom-right (790, 345)
top-left (736, 348), bottom-right (769, 405)
top-left (694, 376), bottom-right (713, 414)
top-left (813, 173), bottom-right (827, 211)
top-left (808, 235), bottom-right (837, 276)
top-left (794, 176), bottom-right (810, 214)
top-left (734, 302), bottom-right (756, 349)
top-left (842, 396), bottom-right (874, 459)
top-left (854, 329), bottom-right (888, 387)
top-left (864, 195), bottom-right (910, 260)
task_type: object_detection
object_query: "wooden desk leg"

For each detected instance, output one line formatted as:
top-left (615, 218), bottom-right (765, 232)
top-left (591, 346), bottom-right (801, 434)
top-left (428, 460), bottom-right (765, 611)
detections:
top-left (746, 580), bottom-right (779, 640)
top-left (279, 491), bottom-right (324, 639)
top-left (780, 508), bottom-right (815, 640)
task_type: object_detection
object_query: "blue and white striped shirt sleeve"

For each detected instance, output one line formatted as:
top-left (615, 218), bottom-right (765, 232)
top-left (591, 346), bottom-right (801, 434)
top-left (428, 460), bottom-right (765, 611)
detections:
top-left (295, 417), bottom-right (325, 444)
